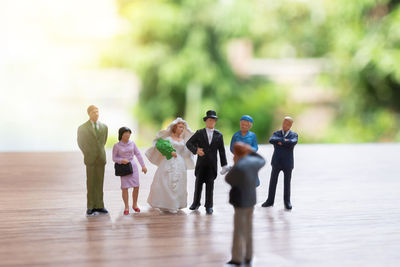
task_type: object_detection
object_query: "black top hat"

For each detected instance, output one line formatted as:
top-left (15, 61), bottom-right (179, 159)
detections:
top-left (203, 110), bottom-right (218, 121)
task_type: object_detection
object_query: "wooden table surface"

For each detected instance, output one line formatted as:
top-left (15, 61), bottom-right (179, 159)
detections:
top-left (0, 144), bottom-right (399, 267)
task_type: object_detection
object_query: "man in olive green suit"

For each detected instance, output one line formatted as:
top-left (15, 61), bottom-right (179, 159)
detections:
top-left (77, 105), bottom-right (109, 216)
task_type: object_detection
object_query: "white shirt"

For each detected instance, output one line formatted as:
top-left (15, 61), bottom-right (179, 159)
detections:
top-left (204, 127), bottom-right (229, 173)
top-left (206, 128), bottom-right (214, 145)
top-left (282, 129), bottom-right (291, 138)
top-left (91, 120), bottom-right (99, 130)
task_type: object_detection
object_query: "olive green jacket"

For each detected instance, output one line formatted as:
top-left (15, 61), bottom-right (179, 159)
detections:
top-left (77, 120), bottom-right (108, 165)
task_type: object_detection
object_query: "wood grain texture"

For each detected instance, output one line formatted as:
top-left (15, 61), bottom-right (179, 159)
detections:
top-left (0, 144), bottom-right (399, 267)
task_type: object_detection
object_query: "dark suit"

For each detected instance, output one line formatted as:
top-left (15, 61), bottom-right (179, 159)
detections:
top-left (266, 130), bottom-right (298, 204)
top-left (186, 128), bottom-right (227, 208)
top-left (77, 120), bottom-right (108, 209)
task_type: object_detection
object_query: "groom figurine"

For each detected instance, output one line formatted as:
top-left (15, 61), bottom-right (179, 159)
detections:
top-left (186, 110), bottom-right (229, 214)
top-left (77, 105), bottom-right (109, 216)
top-left (262, 116), bottom-right (298, 210)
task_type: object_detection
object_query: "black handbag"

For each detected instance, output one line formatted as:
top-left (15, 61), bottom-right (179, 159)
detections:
top-left (114, 162), bottom-right (133, 176)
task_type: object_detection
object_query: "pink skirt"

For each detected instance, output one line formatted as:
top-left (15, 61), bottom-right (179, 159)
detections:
top-left (120, 162), bottom-right (139, 189)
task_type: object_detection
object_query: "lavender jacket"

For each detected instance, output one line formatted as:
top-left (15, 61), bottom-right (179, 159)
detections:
top-left (112, 140), bottom-right (145, 177)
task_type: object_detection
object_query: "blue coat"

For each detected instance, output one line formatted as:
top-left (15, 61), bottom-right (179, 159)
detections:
top-left (230, 131), bottom-right (258, 153)
top-left (269, 130), bottom-right (298, 169)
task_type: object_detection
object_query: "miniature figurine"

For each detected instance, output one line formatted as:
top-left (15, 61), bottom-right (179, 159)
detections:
top-left (186, 110), bottom-right (229, 214)
top-left (146, 118), bottom-right (194, 213)
top-left (230, 115), bottom-right (260, 186)
top-left (230, 115), bottom-right (258, 153)
top-left (262, 116), bottom-right (298, 210)
top-left (112, 127), bottom-right (147, 215)
top-left (77, 105), bottom-right (109, 216)
top-left (225, 142), bottom-right (265, 266)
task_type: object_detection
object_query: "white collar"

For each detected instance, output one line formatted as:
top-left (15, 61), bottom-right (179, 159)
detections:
top-left (90, 120), bottom-right (99, 127)
top-left (206, 128), bottom-right (214, 132)
top-left (282, 129), bottom-right (290, 137)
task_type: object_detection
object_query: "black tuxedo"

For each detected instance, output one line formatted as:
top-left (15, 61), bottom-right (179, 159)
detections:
top-left (186, 128), bottom-right (227, 208)
top-left (266, 130), bottom-right (298, 204)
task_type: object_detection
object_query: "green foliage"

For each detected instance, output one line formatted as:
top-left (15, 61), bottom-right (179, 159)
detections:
top-left (319, 0), bottom-right (400, 141)
top-left (326, 0), bottom-right (400, 112)
top-left (102, 0), bottom-right (400, 143)
top-left (101, 0), bottom-right (286, 142)
top-left (325, 109), bottom-right (398, 142)
top-left (218, 81), bottom-right (286, 143)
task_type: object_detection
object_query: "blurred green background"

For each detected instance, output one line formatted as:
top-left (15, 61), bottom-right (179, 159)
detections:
top-left (101, 0), bottom-right (400, 145)
top-left (1, 0), bottom-right (399, 151)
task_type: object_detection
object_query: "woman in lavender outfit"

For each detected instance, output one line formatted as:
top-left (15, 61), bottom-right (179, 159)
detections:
top-left (113, 127), bottom-right (147, 215)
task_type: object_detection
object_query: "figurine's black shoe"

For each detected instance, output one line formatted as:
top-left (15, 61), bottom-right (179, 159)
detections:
top-left (261, 201), bottom-right (274, 207)
top-left (94, 208), bottom-right (109, 214)
top-left (205, 207), bottom-right (213, 214)
top-left (189, 204), bottom-right (200, 210)
top-left (226, 260), bottom-right (241, 266)
top-left (284, 201), bottom-right (292, 210)
top-left (244, 258), bottom-right (252, 264)
top-left (86, 209), bottom-right (94, 215)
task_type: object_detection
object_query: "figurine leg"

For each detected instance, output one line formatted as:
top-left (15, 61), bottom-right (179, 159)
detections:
top-left (265, 166), bottom-right (280, 205)
top-left (86, 164), bottom-right (96, 210)
top-left (93, 163), bottom-right (105, 209)
top-left (231, 207), bottom-right (245, 263)
top-left (190, 176), bottom-right (203, 209)
top-left (205, 179), bottom-right (214, 208)
top-left (132, 187), bottom-right (139, 209)
top-left (244, 207), bottom-right (254, 262)
top-left (283, 169), bottom-right (293, 209)
top-left (122, 188), bottom-right (129, 210)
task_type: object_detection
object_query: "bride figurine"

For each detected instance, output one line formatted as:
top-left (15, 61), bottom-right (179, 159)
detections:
top-left (145, 117), bottom-right (194, 213)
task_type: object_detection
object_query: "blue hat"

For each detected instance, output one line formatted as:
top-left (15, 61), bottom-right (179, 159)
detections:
top-left (240, 115), bottom-right (253, 123)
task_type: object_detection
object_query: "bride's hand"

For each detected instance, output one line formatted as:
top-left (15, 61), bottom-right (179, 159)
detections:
top-left (171, 152), bottom-right (177, 158)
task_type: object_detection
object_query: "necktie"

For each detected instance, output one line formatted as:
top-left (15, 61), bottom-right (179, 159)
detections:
top-left (94, 123), bottom-right (98, 136)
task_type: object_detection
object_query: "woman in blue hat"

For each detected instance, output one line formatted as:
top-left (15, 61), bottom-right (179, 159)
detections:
top-left (230, 115), bottom-right (258, 153)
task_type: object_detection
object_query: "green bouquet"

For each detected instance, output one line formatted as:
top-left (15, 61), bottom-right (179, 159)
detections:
top-left (156, 138), bottom-right (176, 160)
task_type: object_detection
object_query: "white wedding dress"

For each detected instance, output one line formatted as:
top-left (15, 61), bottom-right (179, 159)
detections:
top-left (147, 137), bottom-right (192, 212)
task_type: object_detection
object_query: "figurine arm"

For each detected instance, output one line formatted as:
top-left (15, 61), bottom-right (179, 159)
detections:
top-left (218, 135), bottom-right (228, 167)
top-left (182, 143), bottom-right (193, 157)
top-left (252, 134), bottom-right (258, 152)
top-left (282, 133), bottom-right (298, 148)
top-left (229, 134), bottom-right (236, 153)
top-left (77, 127), bottom-right (88, 153)
top-left (269, 133), bottom-right (283, 145)
top-left (112, 144), bottom-right (123, 164)
top-left (186, 131), bottom-right (200, 155)
top-left (225, 166), bottom-right (242, 186)
top-left (104, 125), bottom-right (108, 144)
top-left (252, 153), bottom-right (266, 169)
top-left (133, 143), bottom-right (145, 167)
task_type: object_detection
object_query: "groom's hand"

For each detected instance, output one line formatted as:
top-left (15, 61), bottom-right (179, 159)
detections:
top-left (197, 148), bottom-right (205, 156)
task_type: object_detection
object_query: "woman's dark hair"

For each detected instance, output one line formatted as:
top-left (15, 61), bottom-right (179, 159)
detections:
top-left (118, 127), bottom-right (132, 141)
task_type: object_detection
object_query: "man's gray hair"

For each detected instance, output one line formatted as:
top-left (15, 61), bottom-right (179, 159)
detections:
top-left (283, 116), bottom-right (294, 123)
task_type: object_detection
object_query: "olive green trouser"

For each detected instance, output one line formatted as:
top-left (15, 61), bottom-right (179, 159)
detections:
top-left (86, 162), bottom-right (105, 210)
